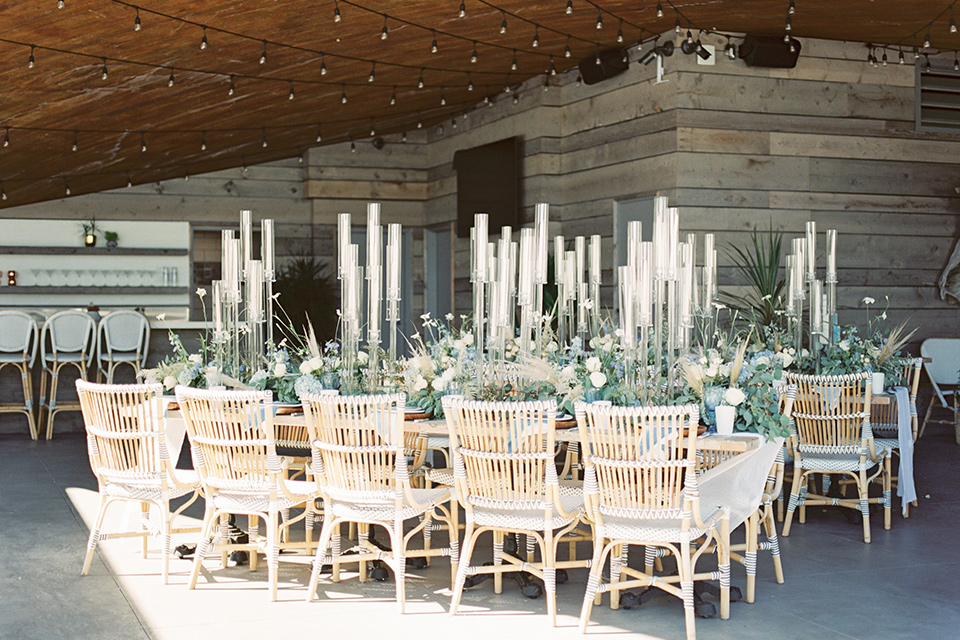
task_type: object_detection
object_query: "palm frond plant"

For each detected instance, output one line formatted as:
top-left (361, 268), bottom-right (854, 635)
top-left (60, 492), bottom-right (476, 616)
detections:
top-left (720, 224), bottom-right (786, 328)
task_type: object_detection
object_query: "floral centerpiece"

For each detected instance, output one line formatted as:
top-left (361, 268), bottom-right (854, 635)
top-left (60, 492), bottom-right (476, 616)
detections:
top-left (399, 313), bottom-right (476, 418)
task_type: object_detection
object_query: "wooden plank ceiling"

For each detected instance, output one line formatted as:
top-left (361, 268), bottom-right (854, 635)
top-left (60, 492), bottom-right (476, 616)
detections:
top-left (0, 0), bottom-right (954, 208)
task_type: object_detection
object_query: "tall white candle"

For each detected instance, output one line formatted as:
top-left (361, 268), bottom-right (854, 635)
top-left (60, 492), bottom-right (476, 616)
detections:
top-left (240, 210), bottom-right (252, 277)
top-left (261, 219), bottom-right (275, 280)
top-left (703, 233), bottom-right (715, 307)
top-left (474, 213), bottom-right (488, 282)
top-left (589, 235), bottom-right (601, 285)
top-left (248, 260), bottom-right (264, 321)
top-left (212, 280), bottom-right (223, 336)
top-left (679, 242), bottom-right (693, 328)
top-left (805, 220), bottom-right (816, 282)
top-left (518, 228), bottom-right (534, 306)
top-left (627, 220), bottom-right (642, 284)
top-left (487, 242), bottom-right (497, 284)
top-left (367, 231), bottom-right (382, 341)
top-left (386, 223), bottom-right (401, 300)
top-left (534, 203), bottom-right (549, 284)
top-left (575, 236), bottom-right (586, 286)
top-left (498, 235), bottom-right (512, 328)
top-left (554, 235), bottom-right (565, 285)
top-left (826, 229), bottom-right (837, 281)
top-left (565, 251), bottom-right (577, 301)
top-left (337, 213), bottom-right (351, 278)
top-left (618, 266), bottom-right (636, 349)
top-left (786, 255), bottom-right (796, 314)
top-left (792, 238), bottom-right (805, 300)
top-left (666, 207), bottom-right (680, 280)
top-left (638, 242), bottom-right (653, 327)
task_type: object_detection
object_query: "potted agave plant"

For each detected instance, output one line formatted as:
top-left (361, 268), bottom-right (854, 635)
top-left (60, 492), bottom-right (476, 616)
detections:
top-left (81, 219), bottom-right (98, 247)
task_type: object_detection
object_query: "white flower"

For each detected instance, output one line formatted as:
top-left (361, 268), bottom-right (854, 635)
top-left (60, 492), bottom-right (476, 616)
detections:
top-left (724, 387), bottom-right (746, 406)
top-left (862, 296), bottom-right (876, 305)
top-left (589, 371), bottom-right (607, 388)
top-left (420, 312), bottom-right (431, 321)
top-left (162, 375), bottom-right (177, 390)
top-left (299, 357), bottom-right (322, 374)
top-left (277, 338), bottom-right (287, 349)
top-left (452, 339), bottom-right (465, 351)
top-left (271, 292), bottom-right (281, 300)
top-left (431, 377), bottom-right (445, 392)
top-left (357, 351), bottom-right (369, 364)
top-left (718, 363), bottom-right (732, 378)
top-left (156, 313), bottom-right (166, 321)
top-left (196, 288), bottom-right (206, 299)
top-left (755, 355), bottom-right (771, 366)
top-left (838, 340), bottom-right (850, 352)
top-left (879, 311), bottom-right (887, 321)
top-left (559, 365), bottom-right (576, 381)
top-left (585, 357), bottom-right (602, 372)
top-left (778, 352), bottom-right (794, 368)
top-left (545, 341), bottom-right (558, 353)
top-left (188, 353), bottom-right (202, 364)
top-left (463, 334), bottom-right (474, 346)
top-left (411, 332), bottom-right (421, 341)
top-left (273, 362), bottom-right (287, 377)
top-left (704, 365), bottom-right (718, 379)
top-left (414, 376), bottom-right (428, 391)
top-left (445, 313), bottom-right (454, 321)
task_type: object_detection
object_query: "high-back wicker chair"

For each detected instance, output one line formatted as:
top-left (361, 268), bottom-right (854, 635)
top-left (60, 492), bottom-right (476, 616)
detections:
top-left (442, 396), bottom-right (585, 627)
top-left (175, 386), bottom-right (318, 601)
top-left (301, 391), bottom-right (454, 613)
top-left (0, 310), bottom-right (40, 439)
top-left (575, 402), bottom-right (729, 640)
top-left (76, 380), bottom-right (201, 584)
top-left (39, 309), bottom-right (96, 439)
top-left (96, 310), bottom-right (150, 383)
top-left (781, 372), bottom-right (891, 543)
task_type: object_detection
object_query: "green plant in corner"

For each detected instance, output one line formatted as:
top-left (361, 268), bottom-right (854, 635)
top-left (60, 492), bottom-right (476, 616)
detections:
top-left (720, 223), bottom-right (786, 328)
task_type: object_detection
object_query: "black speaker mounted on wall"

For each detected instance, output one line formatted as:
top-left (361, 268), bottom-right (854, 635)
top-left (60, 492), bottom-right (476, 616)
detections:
top-left (738, 35), bottom-right (801, 68)
top-left (578, 49), bottom-right (629, 85)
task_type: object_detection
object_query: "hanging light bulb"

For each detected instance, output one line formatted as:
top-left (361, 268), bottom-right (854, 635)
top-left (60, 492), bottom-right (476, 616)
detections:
top-left (513, 94), bottom-right (519, 104)
top-left (566, 0), bottom-right (573, 15)
top-left (925, 54), bottom-right (931, 72)
top-left (924, 32), bottom-right (931, 49)
top-left (167, 70), bottom-right (175, 87)
top-left (511, 50), bottom-right (518, 70)
top-left (370, 121), bottom-right (376, 136)
top-left (431, 30), bottom-right (438, 53)
top-left (686, 30), bottom-right (694, 44)
top-left (440, 87), bottom-right (446, 105)
top-left (484, 95), bottom-right (491, 106)
top-left (126, 172), bottom-right (132, 188)
top-left (298, 152), bottom-right (304, 165)
top-left (576, 74), bottom-right (582, 86)
top-left (140, 132), bottom-right (147, 152)
top-left (57, 1), bottom-right (64, 9)
top-left (64, 181), bottom-right (71, 196)
top-left (789, 0), bottom-right (796, 15)
top-left (390, 86), bottom-right (397, 105)
top-left (471, 42), bottom-right (478, 63)
top-left (596, 10), bottom-right (603, 29)
top-left (882, 51), bottom-right (888, 66)
top-left (914, 46), bottom-right (920, 59)
top-left (595, 44), bottom-right (601, 65)
top-left (101, 58), bottom-right (108, 80)
top-left (401, 131), bottom-right (407, 142)
top-left (262, 128), bottom-right (268, 147)
top-left (350, 141), bottom-right (356, 153)
top-left (785, 16), bottom-right (792, 33)
top-left (259, 40), bottom-right (267, 64)
top-left (418, 69), bottom-right (425, 89)
top-left (504, 79), bottom-right (511, 93)
top-left (657, 3), bottom-right (663, 19)
top-left (2, 183), bottom-right (6, 201)
top-left (675, 16), bottom-right (681, 34)
top-left (316, 126), bottom-right (322, 142)
top-left (333, 0), bottom-right (341, 22)
top-left (288, 81), bottom-right (295, 99)
top-left (451, 117), bottom-right (457, 129)
top-left (617, 19), bottom-right (624, 43)
top-left (565, 36), bottom-right (572, 58)
top-left (200, 27), bottom-right (208, 50)
top-left (134, 7), bottom-right (141, 31)
top-left (543, 74), bottom-right (549, 91)
top-left (28, 45), bottom-right (35, 69)
top-left (380, 15), bottom-right (388, 41)
top-left (532, 25), bottom-right (540, 47)
top-left (550, 56), bottom-right (557, 75)
top-left (368, 62), bottom-right (376, 82)
top-left (952, 17), bottom-right (958, 34)
top-left (500, 11), bottom-right (507, 34)
top-left (899, 48), bottom-right (905, 64)
top-left (341, 86), bottom-right (347, 104)
top-left (184, 170), bottom-right (189, 182)
top-left (459, 1), bottom-right (465, 18)
top-left (417, 114), bottom-right (423, 129)
top-left (71, 131), bottom-right (78, 152)
top-left (954, 54), bottom-right (959, 70)
top-left (201, 131), bottom-right (207, 151)
top-left (228, 75), bottom-right (235, 95)
top-left (467, 73), bottom-right (474, 91)
top-left (3, 128), bottom-right (8, 147)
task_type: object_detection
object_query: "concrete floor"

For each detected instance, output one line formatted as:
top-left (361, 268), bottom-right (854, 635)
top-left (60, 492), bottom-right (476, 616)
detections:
top-left (1, 413), bottom-right (959, 640)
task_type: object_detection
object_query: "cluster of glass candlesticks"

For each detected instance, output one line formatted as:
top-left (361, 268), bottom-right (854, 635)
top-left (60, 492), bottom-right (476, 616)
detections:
top-left (786, 220), bottom-right (839, 363)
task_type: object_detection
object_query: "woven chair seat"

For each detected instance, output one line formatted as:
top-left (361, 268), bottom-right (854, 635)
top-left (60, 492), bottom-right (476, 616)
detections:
top-left (426, 467), bottom-right (453, 486)
top-left (105, 478), bottom-right (198, 502)
top-left (427, 435), bottom-right (449, 449)
top-left (598, 505), bottom-right (722, 543)
top-left (797, 450), bottom-right (884, 472)
top-left (0, 353), bottom-right (29, 363)
top-left (209, 478), bottom-right (315, 514)
top-left (873, 438), bottom-right (898, 455)
top-left (45, 352), bottom-right (86, 364)
top-left (99, 352), bottom-right (140, 363)
top-left (328, 486), bottom-right (451, 522)
top-left (470, 494), bottom-right (584, 531)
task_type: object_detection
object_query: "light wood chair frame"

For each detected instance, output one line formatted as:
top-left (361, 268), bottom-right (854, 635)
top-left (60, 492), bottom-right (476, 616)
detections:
top-left (39, 309), bottom-right (96, 439)
top-left (301, 391), bottom-right (455, 613)
top-left (77, 380), bottom-right (201, 584)
top-left (0, 310), bottom-right (40, 439)
top-left (443, 396), bottom-right (588, 627)
top-left (575, 402), bottom-right (729, 640)
top-left (781, 372), bottom-right (891, 544)
top-left (96, 310), bottom-right (150, 384)
top-left (175, 385), bottom-right (318, 601)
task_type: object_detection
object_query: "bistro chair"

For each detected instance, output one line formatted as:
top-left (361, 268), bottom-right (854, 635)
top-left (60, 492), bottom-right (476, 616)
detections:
top-left (919, 338), bottom-right (960, 439)
top-left (782, 372), bottom-right (892, 543)
top-left (96, 310), bottom-right (150, 383)
top-left (39, 309), bottom-right (96, 439)
top-left (77, 380), bottom-right (201, 584)
top-left (0, 310), bottom-right (40, 439)
top-left (442, 396), bottom-right (586, 626)
top-left (175, 386), bottom-right (318, 601)
top-left (301, 391), bottom-right (454, 612)
top-left (575, 402), bottom-right (729, 640)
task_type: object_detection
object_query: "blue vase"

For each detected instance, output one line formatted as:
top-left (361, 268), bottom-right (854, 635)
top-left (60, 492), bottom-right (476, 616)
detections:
top-left (703, 385), bottom-right (725, 427)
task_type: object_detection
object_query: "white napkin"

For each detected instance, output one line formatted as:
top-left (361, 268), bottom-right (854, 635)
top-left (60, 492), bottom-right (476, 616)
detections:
top-left (893, 386), bottom-right (917, 515)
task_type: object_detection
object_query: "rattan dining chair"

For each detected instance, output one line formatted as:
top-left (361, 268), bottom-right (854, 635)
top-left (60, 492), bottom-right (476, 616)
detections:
top-left (39, 309), bottom-right (96, 439)
top-left (575, 402), bottom-right (729, 640)
top-left (175, 386), bottom-right (319, 601)
top-left (301, 391), bottom-right (455, 612)
top-left (781, 372), bottom-right (892, 543)
top-left (77, 380), bottom-right (201, 584)
top-left (442, 396), bottom-right (586, 626)
top-left (0, 310), bottom-right (40, 439)
top-left (96, 310), bottom-right (150, 383)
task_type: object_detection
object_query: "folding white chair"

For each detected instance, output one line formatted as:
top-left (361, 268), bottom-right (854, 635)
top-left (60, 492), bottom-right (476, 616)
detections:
top-left (97, 310), bottom-right (150, 383)
top-left (0, 310), bottom-right (40, 439)
top-left (919, 338), bottom-right (960, 439)
top-left (39, 310), bottom-right (96, 439)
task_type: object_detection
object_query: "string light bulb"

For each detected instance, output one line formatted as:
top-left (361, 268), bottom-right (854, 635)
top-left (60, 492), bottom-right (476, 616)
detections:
top-left (617, 19), bottom-right (624, 43)
top-left (686, 30), bottom-right (694, 44)
top-left (471, 42), bottom-right (478, 63)
top-left (333, 0), bottom-right (341, 22)
top-left (401, 131), bottom-right (407, 142)
top-left (101, 58), bottom-right (108, 80)
top-left (899, 48), bottom-right (905, 64)
top-left (200, 27), bottom-right (208, 50)
top-left (71, 131), bottom-right (78, 152)
top-left (459, 1), bottom-right (465, 18)
top-left (350, 141), bottom-right (356, 153)
top-left (3, 128), bottom-right (8, 148)
top-left (64, 180), bottom-right (71, 196)
top-left (320, 53), bottom-right (327, 75)
top-left (418, 69), bottom-right (425, 89)
top-left (167, 70), bottom-right (175, 87)
top-left (675, 16), bottom-right (681, 34)
top-left (925, 54), bottom-right (931, 72)
top-left (953, 16), bottom-right (958, 34)
top-left (565, 36), bottom-right (572, 58)
top-left (785, 16), bottom-right (792, 33)
top-left (28, 45), bottom-right (35, 69)
top-left (134, 7), bottom-right (141, 31)
top-left (924, 32), bottom-right (931, 49)
top-left (316, 126), bottom-right (322, 142)
top-left (184, 170), bottom-right (189, 181)
top-left (201, 131), bottom-right (207, 151)
top-left (57, 1), bottom-right (64, 9)
top-left (533, 25), bottom-right (540, 47)
top-left (511, 50), bottom-right (518, 70)
top-left (261, 128), bottom-right (268, 147)
top-left (126, 172), bottom-right (132, 188)
top-left (368, 62), bottom-right (376, 82)
top-left (431, 30), bottom-right (438, 53)
top-left (576, 74), bottom-right (582, 86)
top-left (566, 0), bottom-right (573, 15)
top-left (657, 3), bottom-right (663, 19)
top-left (451, 117), bottom-right (458, 129)
top-left (341, 86), bottom-right (347, 104)
top-left (440, 87), bottom-right (446, 105)
top-left (2, 183), bottom-right (6, 201)
top-left (380, 15), bottom-right (388, 40)
top-left (500, 11), bottom-right (507, 34)
top-left (596, 10), bottom-right (603, 29)
top-left (369, 121), bottom-right (375, 136)
top-left (390, 86), bottom-right (397, 105)
top-left (882, 51), bottom-right (888, 66)
top-left (417, 114), bottom-right (423, 129)
top-left (467, 73), bottom-right (474, 91)
top-left (550, 56), bottom-right (557, 75)
top-left (288, 81), bottom-right (295, 99)
top-left (259, 40), bottom-right (267, 64)
top-left (140, 132), bottom-right (146, 152)
top-left (228, 75), bottom-right (235, 95)
top-left (789, 0), bottom-right (796, 15)
top-left (955, 53), bottom-right (959, 71)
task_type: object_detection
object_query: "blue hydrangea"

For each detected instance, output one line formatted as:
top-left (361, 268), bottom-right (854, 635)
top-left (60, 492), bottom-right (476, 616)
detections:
top-left (294, 374), bottom-right (325, 399)
top-left (248, 370), bottom-right (269, 387)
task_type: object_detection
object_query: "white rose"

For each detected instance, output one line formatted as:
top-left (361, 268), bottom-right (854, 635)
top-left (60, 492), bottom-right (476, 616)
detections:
top-left (724, 387), bottom-right (746, 407)
top-left (414, 376), bottom-right (428, 391)
top-left (452, 339), bottom-right (465, 351)
top-left (463, 334), bottom-right (474, 346)
top-left (838, 340), bottom-right (850, 352)
top-left (357, 351), bottom-right (369, 364)
top-left (586, 357), bottom-right (602, 372)
top-left (589, 371), bottom-right (607, 388)
top-left (188, 353), bottom-right (202, 364)
top-left (704, 365), bottom-right (718, 379)
top-left (299, 357), bottom-right (321, 374)
top-left (778, 352), bottom-right (794, 368)
top-left (560, 365), bottom-right (576, 381)
top-left (431, 378), bottom-right (445, 392)
top-left (163, 375), bottom-right (177, 390)
top-left (718, 364), bottom-right (732, 378)
top-left (273, 362), bottom-right (287, 377)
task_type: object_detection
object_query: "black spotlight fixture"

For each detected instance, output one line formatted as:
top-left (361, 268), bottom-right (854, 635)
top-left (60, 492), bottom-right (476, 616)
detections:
top-left (639, 40), bottom-right (674, 65)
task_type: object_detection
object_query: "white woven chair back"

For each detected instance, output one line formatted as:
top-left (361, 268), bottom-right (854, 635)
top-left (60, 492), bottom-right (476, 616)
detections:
top-left (41, 309), bottom-right (96, 364)
top-left (77, 380), bottom-right (167, 484)
top-left (0, 310), bottom-right (39, 366)
top-left (576, 402), bottom-right (700, 519)
top-left (175, 386), bottom-right (276, 493)
top-left (98, 310), bottom-right (150, 365)
top-left (441, 396), bottom-right (557, 507)
top-left (301, 392), bottom-right (405, 495)
top-left (784, 372), bottom-right (870, 451)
